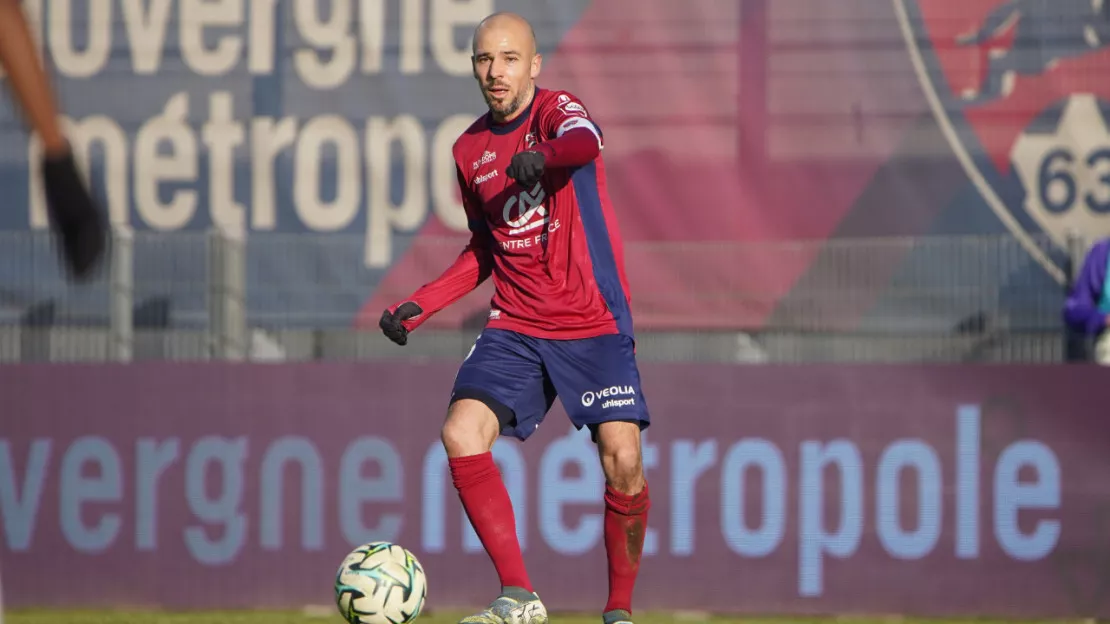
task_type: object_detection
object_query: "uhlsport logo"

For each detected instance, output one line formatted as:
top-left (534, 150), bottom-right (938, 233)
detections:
top-left (893, 0), bottom-right (1110, 284)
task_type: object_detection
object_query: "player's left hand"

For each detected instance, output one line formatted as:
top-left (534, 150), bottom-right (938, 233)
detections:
top-left (379, 301), bottom-right (423, 346)
top-left (506, 150), bottom-right (545, 188)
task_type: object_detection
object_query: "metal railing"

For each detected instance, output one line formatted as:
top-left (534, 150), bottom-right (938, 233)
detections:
top-left (0, 228), bottom-right (1091, 364)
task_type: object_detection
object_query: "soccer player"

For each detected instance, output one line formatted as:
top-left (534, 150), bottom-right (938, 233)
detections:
top-left (378, 11), bottom-right (650, 624)
top-left (1, 0), bottom-right (107, 281)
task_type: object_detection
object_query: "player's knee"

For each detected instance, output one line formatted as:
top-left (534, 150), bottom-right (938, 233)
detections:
top-left (596, 422), bottom-right (645, 493)
top-left (602, 446), bottom-right (643, 492)
top-left (441, 399), bottom-right (500, 458)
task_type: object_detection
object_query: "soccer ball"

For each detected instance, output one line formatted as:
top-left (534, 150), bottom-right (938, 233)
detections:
top-left (334, 542), bottom-right (428, 624)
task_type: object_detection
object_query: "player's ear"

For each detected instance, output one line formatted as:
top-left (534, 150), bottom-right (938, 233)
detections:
top-left (531, 52), bottom-right (542, 79)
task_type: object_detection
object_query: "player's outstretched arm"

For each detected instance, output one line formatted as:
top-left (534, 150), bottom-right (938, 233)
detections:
top-left (0, 0), bottom-right (107, 281)
top-left (506, 127), bottom-right (600, 186)
top-left (1063, 239), bottom-right (1110, 336)
top-left (506, 92), bottom-right (603, 187)
top-left (379, 167), bottom-right (495, 346)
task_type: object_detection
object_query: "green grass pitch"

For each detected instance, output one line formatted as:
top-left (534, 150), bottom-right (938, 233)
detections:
top-left (3, 611), bottom-right (1091, 624)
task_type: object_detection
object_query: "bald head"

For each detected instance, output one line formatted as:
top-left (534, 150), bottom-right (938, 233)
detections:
top-left (470, 12), bottom-right (542, 123)
top-left (472, 12), bottom-right (537, 56)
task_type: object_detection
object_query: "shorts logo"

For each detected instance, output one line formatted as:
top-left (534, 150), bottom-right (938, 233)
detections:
top-left (893, 0), bottom-right (1110, 285)
top-left (581, 385), bottom-right (636, 409)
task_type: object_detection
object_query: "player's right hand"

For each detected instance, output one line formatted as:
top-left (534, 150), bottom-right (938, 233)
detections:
top-left (379, 301), bottom-right (424, 346)
top-left (41, 149), bottom-right (108, 282)
top-left (506, 150), bottom-right (546, 188)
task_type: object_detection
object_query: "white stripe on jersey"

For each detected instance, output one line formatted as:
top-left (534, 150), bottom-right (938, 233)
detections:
top-left (555, 116), bottom-right (603, 149)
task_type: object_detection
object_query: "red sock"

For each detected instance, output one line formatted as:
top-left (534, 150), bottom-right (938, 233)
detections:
top-left (603, 482), bottom-right (651, 614)
top-left (449, 452), bottom-right (533, 593)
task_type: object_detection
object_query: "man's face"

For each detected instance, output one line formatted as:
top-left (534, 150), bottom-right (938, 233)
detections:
top-left (472, 23), bottom-right (541, 121)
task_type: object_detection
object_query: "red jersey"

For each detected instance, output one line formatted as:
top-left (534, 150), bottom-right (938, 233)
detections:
top-left (400, 87), bottom-right (633, 340)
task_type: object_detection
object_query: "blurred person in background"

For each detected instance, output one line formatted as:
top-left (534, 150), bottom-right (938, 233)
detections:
top-left (1063, 236), bottom-right (1110, 364)
top-left (0, 0), bottom-right (107, 282)
top-left (0, 1), bottom-right (114, 615)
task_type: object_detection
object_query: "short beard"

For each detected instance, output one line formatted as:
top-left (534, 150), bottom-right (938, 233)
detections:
top-left (490, 84), bottom-right (534, 120)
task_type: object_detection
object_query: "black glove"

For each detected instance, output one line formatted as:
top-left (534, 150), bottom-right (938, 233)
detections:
top-left (506, 150), bottom-right (546, 188)
top-left (41, 149), bottom-right (107, 282)
top-left (379, 301), bottom-right (424, 346)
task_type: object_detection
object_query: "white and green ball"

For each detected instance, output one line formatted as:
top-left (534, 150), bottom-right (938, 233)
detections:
top-left (335, 542), bottom-right (428, 624)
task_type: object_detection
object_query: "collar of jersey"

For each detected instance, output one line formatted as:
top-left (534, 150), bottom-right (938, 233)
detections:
top-left (487, 88), bottom-right (541, 135)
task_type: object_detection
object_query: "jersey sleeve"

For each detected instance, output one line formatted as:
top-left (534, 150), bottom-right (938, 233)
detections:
top-left (536, 91), bottom-right (603, 149)
top-left (398, 163), bottom-right (495, 331)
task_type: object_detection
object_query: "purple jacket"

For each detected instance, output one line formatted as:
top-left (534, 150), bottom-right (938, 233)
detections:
top-left (1063, 238), bottom-right (1110, 336)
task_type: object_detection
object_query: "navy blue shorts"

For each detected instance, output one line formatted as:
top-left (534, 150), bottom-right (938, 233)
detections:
top-left (450, 328), bottom-right (651, 442)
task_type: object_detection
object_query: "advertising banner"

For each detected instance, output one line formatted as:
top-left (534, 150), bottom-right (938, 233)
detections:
top-left (2, 363), bottom-right (1108, 617)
